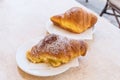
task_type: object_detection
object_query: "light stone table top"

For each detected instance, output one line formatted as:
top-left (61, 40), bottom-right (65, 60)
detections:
top-left (0, 0), bottom-right (120, 80)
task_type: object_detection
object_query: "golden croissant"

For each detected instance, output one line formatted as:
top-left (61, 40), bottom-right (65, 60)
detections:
top-left (26, 34), bottom-right (87, 67)
top-left (50, 7), bottom-right (97, 33)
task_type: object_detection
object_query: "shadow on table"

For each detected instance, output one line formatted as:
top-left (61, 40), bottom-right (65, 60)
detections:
top-left (17, 67), bottom-right (51, 80)
top-left (17, 66), bottom-right (80, 80)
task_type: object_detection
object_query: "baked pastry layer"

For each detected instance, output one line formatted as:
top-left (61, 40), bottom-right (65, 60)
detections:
top-left (26, 34), bottom-right (87, 67)
top-left (50, 7), bottom-right (97, 33)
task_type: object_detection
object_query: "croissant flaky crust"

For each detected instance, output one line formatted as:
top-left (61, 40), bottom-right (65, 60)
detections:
top-left (26, 34), bottom-right (87, 67)
top-left (50, 7), bottom-right (97, 33)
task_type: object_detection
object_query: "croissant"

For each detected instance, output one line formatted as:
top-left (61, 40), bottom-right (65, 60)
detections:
top-left (26, 34), bottom-right (87, 67)
top-left (50, 7), bottom-right (97, 33)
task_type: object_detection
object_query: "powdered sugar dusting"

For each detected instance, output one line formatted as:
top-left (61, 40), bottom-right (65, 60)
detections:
top-left (31, 34), bottom-right (71, 55)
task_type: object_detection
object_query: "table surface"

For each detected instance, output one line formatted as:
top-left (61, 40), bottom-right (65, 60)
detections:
top-left (0, 0), bottom-right (120, 80)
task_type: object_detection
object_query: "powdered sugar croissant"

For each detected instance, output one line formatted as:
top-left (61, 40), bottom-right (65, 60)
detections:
top-left (26, 34), bottom-right (87, 67)
top-left (50, 7), bottom-right (97, 33)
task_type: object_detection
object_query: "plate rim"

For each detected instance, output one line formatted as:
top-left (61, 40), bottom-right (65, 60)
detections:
top-left (16, 36), bottom-right (79, 77)
top-left (46, 20), bottom-right (94, 40)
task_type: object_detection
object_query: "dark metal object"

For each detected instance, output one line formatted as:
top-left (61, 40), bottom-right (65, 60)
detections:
top-left (86, 0), bottom-right (88, 3)
top-left (100, 0), bottom-right (120, 28)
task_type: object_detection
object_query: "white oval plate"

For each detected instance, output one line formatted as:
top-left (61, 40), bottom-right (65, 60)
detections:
top-left (16, 35), bottom-right (79, 76)
top-left (46, 21), bottom-right (94, 40)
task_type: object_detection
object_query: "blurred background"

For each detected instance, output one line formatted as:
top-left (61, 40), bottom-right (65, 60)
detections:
top-left (76, 0), bottom-right (119, 27)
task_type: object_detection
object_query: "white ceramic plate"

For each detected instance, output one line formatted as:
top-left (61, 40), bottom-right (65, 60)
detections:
top-left (46, 21), bottom-right (94, 40)
top-left (16, 35), bottom-right (79, 76)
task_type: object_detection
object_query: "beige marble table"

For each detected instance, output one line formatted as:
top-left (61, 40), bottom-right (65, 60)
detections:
top-left (0, 0), bottom-right (120, 80)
